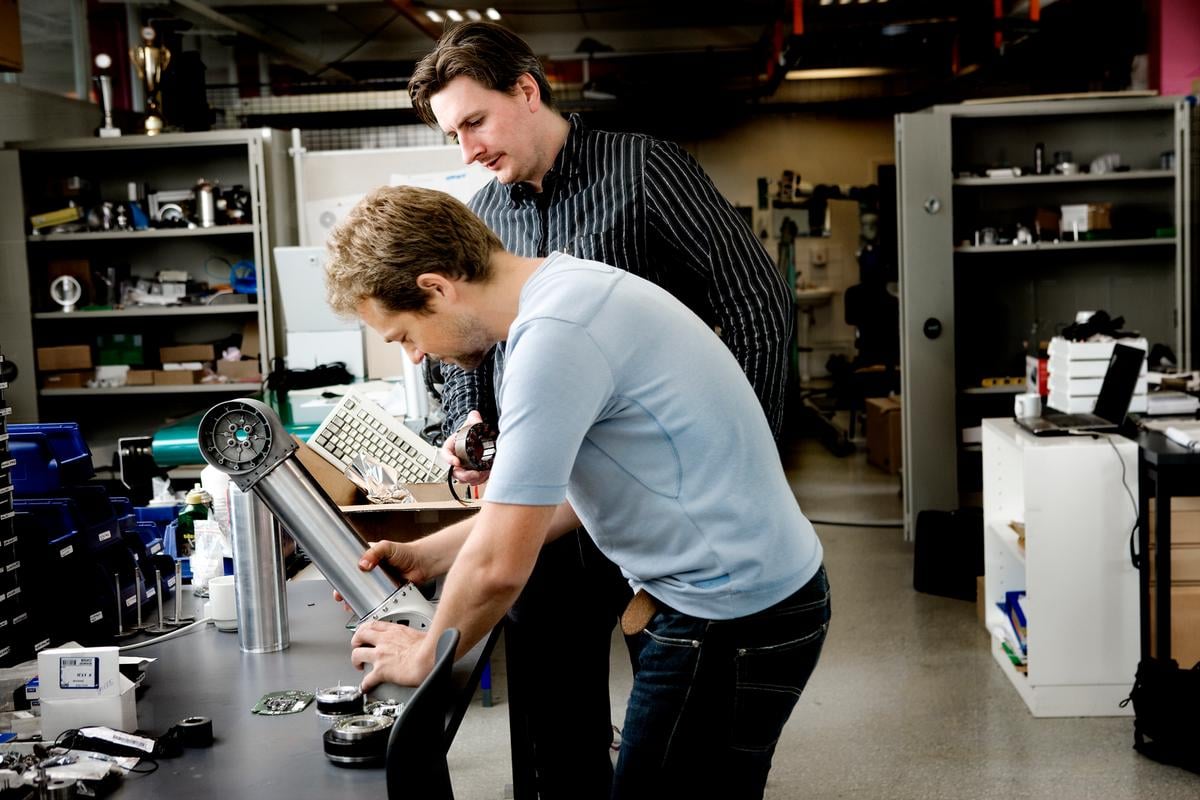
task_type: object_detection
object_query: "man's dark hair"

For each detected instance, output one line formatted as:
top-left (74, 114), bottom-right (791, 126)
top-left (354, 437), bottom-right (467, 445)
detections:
top-left (408, 21), bottom-right (554, 127)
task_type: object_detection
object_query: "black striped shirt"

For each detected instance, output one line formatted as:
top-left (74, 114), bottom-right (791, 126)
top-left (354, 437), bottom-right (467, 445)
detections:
top-left (439, 114), bottom-right (793, 437)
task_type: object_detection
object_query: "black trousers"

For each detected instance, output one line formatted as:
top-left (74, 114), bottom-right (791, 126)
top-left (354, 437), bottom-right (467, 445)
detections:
top-left (506, 529), bottom-right (634, 800)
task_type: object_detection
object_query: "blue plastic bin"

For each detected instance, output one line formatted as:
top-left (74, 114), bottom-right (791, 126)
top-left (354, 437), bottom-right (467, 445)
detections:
top-left (7, 423), bottom-right (94, 491)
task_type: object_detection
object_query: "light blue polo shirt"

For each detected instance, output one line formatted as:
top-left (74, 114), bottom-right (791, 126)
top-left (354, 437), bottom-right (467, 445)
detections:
top-left (484, 252), bottom-right (822, 620)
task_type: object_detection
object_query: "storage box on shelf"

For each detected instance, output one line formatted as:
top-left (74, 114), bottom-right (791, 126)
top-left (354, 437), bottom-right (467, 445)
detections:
top-left (0, 130), bottom-right (293, 456)
top-left (982, 418), bottom-right (1140, 717)
top-left (1046, 336), bottom-right (1149, 414)
top-left (897, 96), bottom-right (1195, 535)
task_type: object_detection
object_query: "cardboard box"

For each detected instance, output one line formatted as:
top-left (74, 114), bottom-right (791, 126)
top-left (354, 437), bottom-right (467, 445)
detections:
top-left (217, 358), bottom-right (261, 382)
top-left (153, 370), bottom-right (202, 386)
top-left (241, 321), bottom-right (260, 359)
top-left (295, 440), bottom-right (477, 543)
top-left (865, 396), bottom-right (902, 474)
top-left (37, 646), bottom-right (137, 740)
top-left (37, 345), bottom-right (92, 371)
top-left (125, 370), bottom-right (154, 386)
top-left (0, 0), bottom-right (22, 72)
top-left (41, 371), bottom-right (91, 390)
top-left (159, 344), bottom-right (215, 363)
top-left (1149, 584), bottom-right (1200, 667)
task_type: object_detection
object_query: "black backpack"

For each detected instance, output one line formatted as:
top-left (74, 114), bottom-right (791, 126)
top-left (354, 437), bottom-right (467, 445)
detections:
top-left (1123, 657), bottom-right (1200, 773)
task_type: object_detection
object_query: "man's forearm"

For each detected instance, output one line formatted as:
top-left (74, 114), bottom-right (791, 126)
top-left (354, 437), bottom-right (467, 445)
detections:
top-left (415, 503), bottom-right (555, 665)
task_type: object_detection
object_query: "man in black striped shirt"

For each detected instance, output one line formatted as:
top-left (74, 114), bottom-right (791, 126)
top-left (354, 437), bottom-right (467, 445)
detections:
top-left (409, 22), bottom-right (793, 800)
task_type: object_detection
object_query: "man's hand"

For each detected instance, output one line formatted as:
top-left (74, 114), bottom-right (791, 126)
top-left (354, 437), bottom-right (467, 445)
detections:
top-left (332, 540), bottom-right (431, 608)
top-left (351, 620), bottom-right (432, 691)
top-left (442, 410), bottom-right (492, 486)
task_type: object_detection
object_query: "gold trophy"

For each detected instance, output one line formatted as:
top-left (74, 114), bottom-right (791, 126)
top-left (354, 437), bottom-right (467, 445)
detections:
top-left (130, 26), bottom-right (170, 135)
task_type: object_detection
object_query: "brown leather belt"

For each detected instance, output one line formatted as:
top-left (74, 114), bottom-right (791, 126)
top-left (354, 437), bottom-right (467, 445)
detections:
top-left (621, 589), bottom-right (660, 635)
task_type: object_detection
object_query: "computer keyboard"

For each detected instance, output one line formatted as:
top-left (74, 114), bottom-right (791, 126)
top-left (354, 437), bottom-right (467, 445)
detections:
top-left (308, 393), bottom-right (447, 484)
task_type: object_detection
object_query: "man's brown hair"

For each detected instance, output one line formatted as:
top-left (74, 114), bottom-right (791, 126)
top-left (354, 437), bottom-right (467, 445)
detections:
top-left (325, 185), bottom-right (502, 315)
top-left (409, 21), bottom-right (554, 128)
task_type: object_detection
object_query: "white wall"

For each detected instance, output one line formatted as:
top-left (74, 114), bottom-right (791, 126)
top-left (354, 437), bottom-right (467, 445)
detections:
top-left (681, 113), bottom-right (895, 376)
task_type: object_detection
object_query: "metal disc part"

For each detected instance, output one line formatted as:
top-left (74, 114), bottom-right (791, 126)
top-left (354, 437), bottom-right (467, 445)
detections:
top-left (198, 400), bottom-right (274, 473)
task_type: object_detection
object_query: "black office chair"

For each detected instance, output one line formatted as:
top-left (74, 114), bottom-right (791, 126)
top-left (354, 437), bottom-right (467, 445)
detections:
top-left (386, 627), bottom-right (461, 800)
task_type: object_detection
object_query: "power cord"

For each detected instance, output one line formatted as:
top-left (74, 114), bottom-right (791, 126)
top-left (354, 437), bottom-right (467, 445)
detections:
top-left (120, 616), bottom-right (212, 652)
top-left (1067, 430), bottom-right (1140, 568)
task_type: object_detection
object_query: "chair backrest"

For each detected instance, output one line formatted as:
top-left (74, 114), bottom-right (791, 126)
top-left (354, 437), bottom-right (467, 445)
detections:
top-left (386, 627), bottom-right (461, 800)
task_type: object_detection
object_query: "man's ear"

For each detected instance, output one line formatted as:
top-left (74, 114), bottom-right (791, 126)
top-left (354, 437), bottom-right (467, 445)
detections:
top-left (415, 273), bottom-right (458, 304)
top-left (516, 73), bottom-right (542, 112)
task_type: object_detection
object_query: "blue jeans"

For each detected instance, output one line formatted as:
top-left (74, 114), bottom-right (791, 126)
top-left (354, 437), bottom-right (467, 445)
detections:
top-left (613, 565), bottom-right (830, 800)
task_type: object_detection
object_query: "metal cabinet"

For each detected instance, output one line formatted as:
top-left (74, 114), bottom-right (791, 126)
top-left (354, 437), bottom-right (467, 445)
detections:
top-left (896, 97), bottom-right (1196, 535)
top-left (0, 130), bottom-right (294, 463)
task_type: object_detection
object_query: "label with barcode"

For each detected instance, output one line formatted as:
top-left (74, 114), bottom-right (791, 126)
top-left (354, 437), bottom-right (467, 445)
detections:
top-left (5, 561), bottom-right (19, 572)
top-left (98, 531), bottom-right (111, 542)
top-left (59, 656), bottom-right (100, 689)
top-left (124, 594), bottom-right (136, 607)
top-left (89, 611), bottom-right (103, 624)
top-left (2, 537), bottom-right (15, 547)
top-left (79, 727), bottom-right (156, 754)
top-left (12, 612), bottom-right (27, 625)
top-left (60, 545), bottom-right (73, 558)
top-left (145, 588), bottom-right (156, 599)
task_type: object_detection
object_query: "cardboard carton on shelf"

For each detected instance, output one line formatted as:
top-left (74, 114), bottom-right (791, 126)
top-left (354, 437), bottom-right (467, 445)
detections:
top-left (153, 370), bottom-right (203, 386)
top-left (295, 440), bottom-right (477, 544)
top-left (125, 370), bottom-right (155, 386)
top-left (40, 371), bottom-right (91, 390)
top-left (158, 344), bottom-right (215, 363)
top-left (217, 358), bottom-right (261, 381)
top-left (36, 345), bottom-right (92, 371)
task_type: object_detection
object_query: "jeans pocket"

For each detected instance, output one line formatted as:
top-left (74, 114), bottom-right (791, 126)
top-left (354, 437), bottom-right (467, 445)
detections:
top-left (732, 621), bottom-right (828, 752)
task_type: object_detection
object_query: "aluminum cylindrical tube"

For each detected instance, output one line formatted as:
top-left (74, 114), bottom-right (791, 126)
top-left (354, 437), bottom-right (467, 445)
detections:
top-left (250, 458), bottom-right (398, 619)
top-left (230, 484), bottom-right (290, 653)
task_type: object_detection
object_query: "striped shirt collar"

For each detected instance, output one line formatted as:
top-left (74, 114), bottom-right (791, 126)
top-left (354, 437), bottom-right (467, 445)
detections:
top-left (507, 113), bottom-right (587, 207)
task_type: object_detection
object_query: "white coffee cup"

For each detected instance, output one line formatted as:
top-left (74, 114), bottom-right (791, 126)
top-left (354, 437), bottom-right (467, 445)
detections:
top-left (1014, 392), bottom-right (1042, 419)
top-left (207, 575), bottom-right (237, 631)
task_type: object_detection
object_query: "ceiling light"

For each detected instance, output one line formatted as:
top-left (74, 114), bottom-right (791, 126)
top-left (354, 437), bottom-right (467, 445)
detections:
top-left (447, 9), bottom-right (463, 21)
top-left (820, 0), bottom-right (833, 4)
top-left (425, 9), bottom-right (443, 22)
top-left (785, 67), bottom-right (899, 80)
top-left (466, 9), bottom-right (482, 20)
top-left (839, 0), bottom-right (853, 5)
top-left (485, 7), bottom-right (501, 20)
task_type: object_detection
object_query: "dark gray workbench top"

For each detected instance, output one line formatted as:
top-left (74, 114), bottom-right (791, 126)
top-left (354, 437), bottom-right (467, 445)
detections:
top-left (116, 579), bottom-right (488, 798)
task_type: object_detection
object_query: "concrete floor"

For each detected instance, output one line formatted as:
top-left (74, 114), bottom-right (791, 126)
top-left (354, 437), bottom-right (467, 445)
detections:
top-left (442, 437), bottom-right (1200, 799)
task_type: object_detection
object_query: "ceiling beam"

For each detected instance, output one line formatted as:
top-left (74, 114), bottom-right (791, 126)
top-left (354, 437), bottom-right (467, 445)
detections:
top-left (168, 0), bottom-right (357, 81)
top-left (384, 0), bottom-right (445, 40)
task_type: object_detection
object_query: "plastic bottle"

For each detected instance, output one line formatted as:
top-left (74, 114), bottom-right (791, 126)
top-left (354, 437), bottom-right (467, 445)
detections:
top-left (176, 485), bottom-right (212, 557)
top-left (200, 464), bottom-right (232, 538)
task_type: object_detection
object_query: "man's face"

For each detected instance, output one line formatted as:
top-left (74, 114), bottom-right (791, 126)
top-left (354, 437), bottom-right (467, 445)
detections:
top-left (357, 295), bottom-right (494, 371)
top-left (430, 75), bottom-right (543, 186)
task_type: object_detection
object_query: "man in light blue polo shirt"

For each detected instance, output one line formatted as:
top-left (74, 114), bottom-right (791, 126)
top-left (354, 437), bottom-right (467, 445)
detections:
top-left (326, 185), bottom-right (829, 799)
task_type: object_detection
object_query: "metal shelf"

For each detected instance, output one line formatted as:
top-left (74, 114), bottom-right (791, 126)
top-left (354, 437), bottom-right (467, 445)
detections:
top-left (40, 383), bottom-right (261, 397)
top-left (28, 225), bottom-right (257, 243)
top-left (34, 304), bottom-right (260, 320)
top-left (953, 169), bottom-right (1174, 187)
top-left (955, 237), bottom-right (1175, 254)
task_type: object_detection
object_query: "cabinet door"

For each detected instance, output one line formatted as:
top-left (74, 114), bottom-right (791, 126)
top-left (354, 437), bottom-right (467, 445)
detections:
top-left (896, 110), bottom-right (955, 535)
top-left (0, 149), bottom-right (36, 421)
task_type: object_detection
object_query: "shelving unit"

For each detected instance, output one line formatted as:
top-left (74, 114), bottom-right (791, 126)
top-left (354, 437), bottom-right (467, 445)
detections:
top-left (982, 418), bottom-right (1141, 717)
top-left (896, 96), bottom-right (1196, 534)
top-left (0, 129), bottom-right (295, 461)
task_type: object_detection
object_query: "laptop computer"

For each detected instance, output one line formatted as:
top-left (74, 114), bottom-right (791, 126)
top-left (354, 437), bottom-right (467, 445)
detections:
top-left (1016, 342), bottom-right (1144, 436)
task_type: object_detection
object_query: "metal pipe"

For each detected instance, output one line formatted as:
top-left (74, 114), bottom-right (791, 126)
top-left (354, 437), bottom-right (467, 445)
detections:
top-left (252, 458), bottom-right (398, 619)
top-left (197, 399), bottom-right (432, 627)
top-left (230, 484), bottom-right (289, 653)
